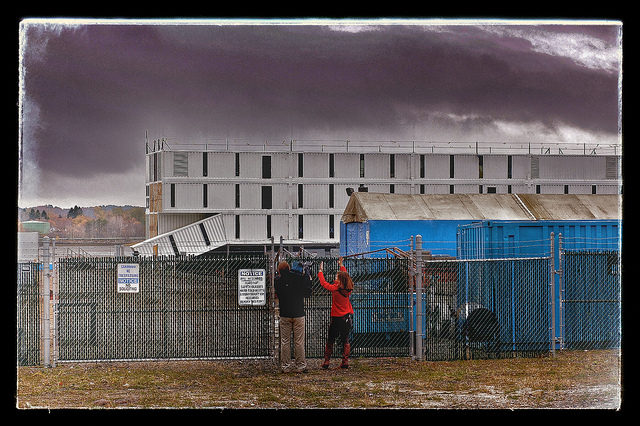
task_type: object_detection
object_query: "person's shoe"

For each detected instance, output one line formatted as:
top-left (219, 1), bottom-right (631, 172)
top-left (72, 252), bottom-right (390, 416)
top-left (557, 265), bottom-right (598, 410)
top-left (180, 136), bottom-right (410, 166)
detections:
top-left (280, 363), bottom-right (293, 373)
top-left (321, 343), bottom-right (333, 369)
top-left (340, 343), bottom-right (350, 369)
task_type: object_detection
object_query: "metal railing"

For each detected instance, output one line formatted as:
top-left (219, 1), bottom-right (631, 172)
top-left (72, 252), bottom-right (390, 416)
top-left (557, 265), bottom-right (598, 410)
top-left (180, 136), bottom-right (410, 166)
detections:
top-left (147, 138), bottom-right (621, 156)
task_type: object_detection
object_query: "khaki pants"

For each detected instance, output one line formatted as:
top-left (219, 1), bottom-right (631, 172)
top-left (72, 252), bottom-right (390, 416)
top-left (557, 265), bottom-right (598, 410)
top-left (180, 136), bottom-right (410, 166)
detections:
top-left (279, 316), bottom-right (306, 372)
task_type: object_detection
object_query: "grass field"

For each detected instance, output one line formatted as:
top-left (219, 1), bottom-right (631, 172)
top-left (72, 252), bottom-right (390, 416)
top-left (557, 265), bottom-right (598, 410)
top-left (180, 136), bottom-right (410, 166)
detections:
top-left (16, 349), bottom-right (621, 410)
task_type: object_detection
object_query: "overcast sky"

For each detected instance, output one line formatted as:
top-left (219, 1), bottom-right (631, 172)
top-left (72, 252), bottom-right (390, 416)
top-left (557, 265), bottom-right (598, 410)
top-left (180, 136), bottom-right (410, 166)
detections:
top-left (18, 19), bottom-right (622, 208)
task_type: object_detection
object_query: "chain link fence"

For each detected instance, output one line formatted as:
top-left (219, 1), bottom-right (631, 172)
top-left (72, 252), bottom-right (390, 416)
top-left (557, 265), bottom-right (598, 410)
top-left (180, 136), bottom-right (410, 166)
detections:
top-left (17, 243), bottom-right (621, 365)
top-left (561, 250), bottom-right (621, 350)
top-left (445, 257), bottom-right (552, 360)
top-left (17, 262), bottom-right (41, 366)
top-left (56, 255), bottom-right (273, 362)
top-left (277, 257), bottom-right (411, 360)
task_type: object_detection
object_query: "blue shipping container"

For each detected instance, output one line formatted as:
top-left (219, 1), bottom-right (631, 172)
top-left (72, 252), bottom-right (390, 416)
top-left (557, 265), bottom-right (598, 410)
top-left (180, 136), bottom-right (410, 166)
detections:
top-left (456, 219), bottom-right (621, 349)
top-left (456, 219), bottom-right (621, 260)
top-left (341, 219), bottom-right (476, 258)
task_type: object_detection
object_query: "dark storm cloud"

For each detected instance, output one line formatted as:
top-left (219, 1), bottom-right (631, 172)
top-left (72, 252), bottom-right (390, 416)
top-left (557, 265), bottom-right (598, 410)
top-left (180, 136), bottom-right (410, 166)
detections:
top-left (20, 21), bottom-right (621, 205)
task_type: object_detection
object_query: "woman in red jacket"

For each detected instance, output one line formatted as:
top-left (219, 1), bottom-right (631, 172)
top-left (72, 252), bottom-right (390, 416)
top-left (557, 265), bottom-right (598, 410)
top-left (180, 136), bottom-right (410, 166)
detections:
top-left (318, 257), bottom-right (354, 369)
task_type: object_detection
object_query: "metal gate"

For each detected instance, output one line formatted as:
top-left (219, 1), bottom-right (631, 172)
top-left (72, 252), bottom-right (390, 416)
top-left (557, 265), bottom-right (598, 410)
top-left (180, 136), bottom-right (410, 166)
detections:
top-left (416, 257), bottom-right (552, 361)
top-left (560, 249), bottom-right (621, 350)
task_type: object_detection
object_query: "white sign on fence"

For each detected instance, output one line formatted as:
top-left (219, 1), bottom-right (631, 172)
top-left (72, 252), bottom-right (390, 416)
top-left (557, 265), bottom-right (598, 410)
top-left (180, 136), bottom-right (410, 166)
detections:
top-left (117, 263), bottom-right (140, 293)
top-left (238, 269), bottom-right (266, 306)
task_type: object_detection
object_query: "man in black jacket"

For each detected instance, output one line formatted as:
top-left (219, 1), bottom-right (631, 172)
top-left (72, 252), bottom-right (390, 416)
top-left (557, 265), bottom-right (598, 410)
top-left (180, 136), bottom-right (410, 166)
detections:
top-left (274, 261), bottom-right (312, 373)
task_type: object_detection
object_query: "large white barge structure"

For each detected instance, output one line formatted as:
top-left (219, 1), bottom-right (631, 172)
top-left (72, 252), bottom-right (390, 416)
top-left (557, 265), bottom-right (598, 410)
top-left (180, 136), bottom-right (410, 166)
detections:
top-left (136, 138), bottom-right (622, 256)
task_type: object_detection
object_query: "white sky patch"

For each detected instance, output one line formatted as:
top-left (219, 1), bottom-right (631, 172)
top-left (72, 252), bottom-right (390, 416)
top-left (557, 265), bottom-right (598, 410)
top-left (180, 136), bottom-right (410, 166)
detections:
top-left (492, 119), bottom-right (620, 146)
top-left (327, 23), bottom-right (383, 33)
top-left (399, 107), bottom-right (621, 147)
top-left (480, 25), bottom-right (621, 73)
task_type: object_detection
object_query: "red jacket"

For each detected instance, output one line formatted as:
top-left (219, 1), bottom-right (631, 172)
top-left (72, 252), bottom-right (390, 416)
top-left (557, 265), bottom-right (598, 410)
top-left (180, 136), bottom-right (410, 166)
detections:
top-left (318, 266), bottom-right (354, 317)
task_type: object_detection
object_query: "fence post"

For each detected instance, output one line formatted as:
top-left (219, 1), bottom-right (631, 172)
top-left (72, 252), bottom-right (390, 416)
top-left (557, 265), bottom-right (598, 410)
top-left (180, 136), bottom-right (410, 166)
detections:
top-left (275, 236), bottom-right (282, 365)
top-left (550, 232), bottom-right (555, 358)
top-left (415, 235), bottom-right (423, 361)
top-left (270, 236), bottom-right (278, 365)
top-left (409, 236), bottom-right (415, 360)
top-left (558, 233), bottom-right (564, 350)
top-left (42, 236), bottom-right (51, 367)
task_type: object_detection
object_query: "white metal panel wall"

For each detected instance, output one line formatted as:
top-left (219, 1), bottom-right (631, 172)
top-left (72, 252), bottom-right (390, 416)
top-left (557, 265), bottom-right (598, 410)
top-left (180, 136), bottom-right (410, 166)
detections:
top-left (270, 214), bottom-right (290, 240)
top-left (395, 154), bottom-right (411, 179)
top-left (508, 184), bottom-right (534, 194)
top-left (240, 214), bottom-right (266, 240)
top-left (303, 214), bottom-right (329, 240)
top-left (483, 155), bottom-right (507, 179)
top-left (334, 153), bottom-right (360, 178)
top-left (222, 214), bottom-right (237, 239)
top-left (539, 156), bottom-right (606, 180)
top-left (239, 153), bottom-right (263, 178)
top-left (187, 151), bottom-right (202, 177)
top-left (423, 184), bottom-right (451, 194)
top-left (424, 154), bottom-right (449, 178)
top-left (595, 184), bottom-right (621, 194)
top-left (271, 153), bottom-right (292, 179)
top-left (539, 185), bottom-right (565, 194)
top-left (289, 214), bottom-right (298, 240)
top-left (303, 153), bottom-right (329, 178)
top-left (158, 213), bottom-right (210, 234)
top-left (209, 152), bottom-right (235, 178)
top-left (209, 183), bottom-right (235, 209)
top-left (365, 184), bottom-right (389, 193)
top-left (302, 184), bottom-right (329, 209)
top-left (567, 185), bottom-right (595, 194)
top-left (333, 185), bottom-right (354, 212)
top-left (241, 184), bottom-right (261, 209)
top-left (364, 154), bottom-right (388, 178)
top-left (171, 183), bottom-right (201, 209)
top-left (272, 184), bottom-right (290, 210)
top-left (452, 184), bottom-right (478, 194)
top-left (511, 155), bottom-right (531, 179)
top-left (454, 155), bottom-right (478, 179)
top-left (393, 184), bottom-right (412, 194)
top-left (161, 152), bottom-right (171, 177)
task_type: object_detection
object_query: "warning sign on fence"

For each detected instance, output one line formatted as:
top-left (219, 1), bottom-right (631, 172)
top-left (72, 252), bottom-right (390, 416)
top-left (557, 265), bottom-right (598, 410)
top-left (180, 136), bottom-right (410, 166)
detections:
top-left (117, 263), bottom-right (140, 293)
top-left (238, 269), bottom-right (266, 306)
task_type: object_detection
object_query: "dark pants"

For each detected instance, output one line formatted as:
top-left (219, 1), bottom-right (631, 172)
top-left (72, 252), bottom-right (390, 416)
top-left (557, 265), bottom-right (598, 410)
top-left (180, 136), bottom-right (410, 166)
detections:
top-left (327, 314), bottom-right (353, 346)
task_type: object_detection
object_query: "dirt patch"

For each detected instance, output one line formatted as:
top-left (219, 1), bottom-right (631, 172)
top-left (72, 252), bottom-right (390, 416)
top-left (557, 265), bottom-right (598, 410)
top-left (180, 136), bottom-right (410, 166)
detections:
top-left (16, 350), bottom-right (621, 410)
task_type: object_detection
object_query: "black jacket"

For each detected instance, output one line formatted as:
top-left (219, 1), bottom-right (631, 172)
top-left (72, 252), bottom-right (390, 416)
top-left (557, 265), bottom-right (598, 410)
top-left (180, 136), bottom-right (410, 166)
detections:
top-left (274, 269), bottom-right (312, 318)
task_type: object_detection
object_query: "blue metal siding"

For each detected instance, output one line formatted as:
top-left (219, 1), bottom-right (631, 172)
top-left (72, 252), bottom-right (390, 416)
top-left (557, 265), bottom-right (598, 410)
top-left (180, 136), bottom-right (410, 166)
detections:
top-left (340, 221), bottom-right (371, 256)
top-left (457, 220), bottom-right (621, 260)
top-left (456, 219), bottom-right (621, 350)
top-left (342, 220), bottom-right (476, 258)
